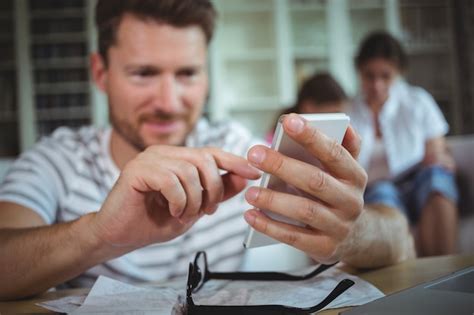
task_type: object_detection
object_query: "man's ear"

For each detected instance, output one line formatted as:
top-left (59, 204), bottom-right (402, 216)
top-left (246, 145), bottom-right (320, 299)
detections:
top-left (90, 52), bottom-right (108, 92)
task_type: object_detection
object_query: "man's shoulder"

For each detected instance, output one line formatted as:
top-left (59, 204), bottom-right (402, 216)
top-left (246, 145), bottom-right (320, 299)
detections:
top-left (20, 125), bottom-right (109, 166)
top-left (47, 125), bottom-right (102, 142)
top-left (38, 125), bottom-right (105, 151)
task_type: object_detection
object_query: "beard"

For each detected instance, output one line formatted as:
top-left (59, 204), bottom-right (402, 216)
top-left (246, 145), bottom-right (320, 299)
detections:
top-left (110, 112), bottom-right (147, 152)
top-left (109, 107), bottom-right (197, 152)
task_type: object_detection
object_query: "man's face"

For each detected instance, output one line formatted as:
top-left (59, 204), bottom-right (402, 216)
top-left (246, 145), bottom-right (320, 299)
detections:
top-left (98, 14), bottom-right (209, 150)
top-left (358, 58), bottom-right (399, 106)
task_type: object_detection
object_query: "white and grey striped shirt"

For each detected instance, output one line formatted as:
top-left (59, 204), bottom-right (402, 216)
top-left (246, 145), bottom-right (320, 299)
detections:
top-left (0, 118), bottom-right (261, 287)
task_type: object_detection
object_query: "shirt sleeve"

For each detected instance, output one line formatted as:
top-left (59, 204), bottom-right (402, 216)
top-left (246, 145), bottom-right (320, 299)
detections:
top-left (416, 87), bottom-right (449, 140)
top-left (0, 140), bottom-right (64, 224)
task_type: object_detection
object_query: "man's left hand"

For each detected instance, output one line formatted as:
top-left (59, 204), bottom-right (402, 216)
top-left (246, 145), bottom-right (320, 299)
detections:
top-left (244, 113), bottom-right (368, 264)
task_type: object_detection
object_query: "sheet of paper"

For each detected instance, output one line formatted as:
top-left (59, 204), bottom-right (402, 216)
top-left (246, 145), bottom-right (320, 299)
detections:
top-left (38, 267), bottom-right (383, 314)
top-left (38, 276), bottom-right (182, 314)
top-left (71, 276), bottom-right (181, 315)
top-left (192, 266), bottom-right (384, 311)
top-left (37, 294), bottom-right (86, 313)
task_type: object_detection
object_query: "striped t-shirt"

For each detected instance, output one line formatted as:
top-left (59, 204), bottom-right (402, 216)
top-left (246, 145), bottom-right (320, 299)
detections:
top-left (0, 118), bottom-right (260, 287)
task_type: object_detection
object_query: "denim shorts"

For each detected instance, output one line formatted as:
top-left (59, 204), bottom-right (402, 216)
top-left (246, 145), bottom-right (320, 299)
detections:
top-left (364, 165), bottom-right (459, 224)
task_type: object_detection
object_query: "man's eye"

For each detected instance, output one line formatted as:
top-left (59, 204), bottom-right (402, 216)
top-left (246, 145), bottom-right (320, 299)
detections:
top-left (133, 69), bottom-right (156, 77)
top-left (178, 69), bottom-right (197, 78)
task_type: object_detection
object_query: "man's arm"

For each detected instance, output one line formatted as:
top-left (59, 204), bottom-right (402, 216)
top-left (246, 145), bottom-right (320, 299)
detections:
top-left (0, 147), bottom-right (260, 300)
top-left (243, 114), bottom-right (414, 268)
top-left (340, 204), bottom-right (415, 268)
top-left (0, 203), bottom-right (122, 300)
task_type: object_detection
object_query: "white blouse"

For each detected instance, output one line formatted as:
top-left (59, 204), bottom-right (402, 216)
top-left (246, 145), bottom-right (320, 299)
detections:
top-left (348, 79), bottom-right (448, 179)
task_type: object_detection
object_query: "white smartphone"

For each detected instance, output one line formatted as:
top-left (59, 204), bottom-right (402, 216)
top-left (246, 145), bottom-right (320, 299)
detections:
top-left (243, 113), bottom-right (350, 248)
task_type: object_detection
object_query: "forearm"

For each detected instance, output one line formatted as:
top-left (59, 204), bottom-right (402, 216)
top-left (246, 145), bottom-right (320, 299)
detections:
top-left (0, 213), bottom-right (124, 300)
top-left (340, 204), bottom-right (415, 269)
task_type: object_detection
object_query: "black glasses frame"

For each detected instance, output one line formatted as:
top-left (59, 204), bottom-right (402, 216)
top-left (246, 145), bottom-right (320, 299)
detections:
top-left (186, 251), bottom-right (354, 315)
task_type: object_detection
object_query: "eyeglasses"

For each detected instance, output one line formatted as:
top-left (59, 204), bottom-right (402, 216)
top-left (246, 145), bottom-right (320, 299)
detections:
top-left (186, 251), bottom-right (354, 315)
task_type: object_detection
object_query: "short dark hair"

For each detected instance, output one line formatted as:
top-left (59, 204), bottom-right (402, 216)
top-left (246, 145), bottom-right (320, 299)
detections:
top-left (355, 31), bottom-right (408, 71)
top-left (95, 0), bottom-right (217, 64)
top-left (296, 72), bottom-right (347, 108)
top-left (277, 72), bottom-right (347, 118)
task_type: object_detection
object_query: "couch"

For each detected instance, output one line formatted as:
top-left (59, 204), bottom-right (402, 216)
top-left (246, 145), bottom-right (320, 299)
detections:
top-left (448, 135), bottom-right (474, 254)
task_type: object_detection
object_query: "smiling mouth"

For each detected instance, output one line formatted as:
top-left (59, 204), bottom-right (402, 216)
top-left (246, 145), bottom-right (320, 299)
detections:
top-left (142, 120), bottom-right (183, 134)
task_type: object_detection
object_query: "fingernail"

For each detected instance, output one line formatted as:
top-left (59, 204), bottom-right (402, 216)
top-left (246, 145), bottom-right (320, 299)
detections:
top-left (248, 147), bottom-right (265, 165)
top-left (247, 163), bottom-right (262, 176)
top-left (245, 187), bottom-right (259, 202)
top-left (210, 205), bottom-right (219, 214)
top-left (287, 115), bottom-right (304, 134)
top-left (205, 204), bottom-right (218, 215)
top-left (244, 211), bottom-right (256, 225)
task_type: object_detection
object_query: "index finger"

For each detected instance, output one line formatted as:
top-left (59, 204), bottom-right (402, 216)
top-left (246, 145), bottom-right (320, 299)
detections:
top-left (342, 125), bottom-right (361, 160)
top-left (205, 148), bottom-right (261, 180)
top-left (282, 114), bottom-right (365, 185)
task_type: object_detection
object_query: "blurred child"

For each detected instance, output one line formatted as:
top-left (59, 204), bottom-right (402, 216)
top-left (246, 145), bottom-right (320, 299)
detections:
top-left (266, 72), bottom-right (348, 143)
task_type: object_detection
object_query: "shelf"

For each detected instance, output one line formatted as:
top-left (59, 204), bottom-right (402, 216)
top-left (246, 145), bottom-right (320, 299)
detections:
top-left (215, 0), bottom-right (273, 13)
top-left (293, 47), bottom-right (327, 59)
top-left (223, 61), bottom-right (279, 101)
top-left (33, 57), bottom-right (88, 69)
top-left (218, 11), bottom-right (275, 52)
top-left (349, 0), bottom-right (385, 10)
top-left (0, 12), bottom-right (12, 19)
top-left (31, 32), bottom-right (86, 44)
top-left (36, 106), bottom-right (90, 121)
top-left (0, 111), bottom-right (16, 121)
top-left (30, 8), bottom-right (85, 18)
top-left (227, 97), bottom-right (281, 111)
top-left (350, 8), bottom-right (386, 46)
top-left (35, 82), bottom-right (89, 94)
top-left (405, 42), bottom-right (450, 54)
top-left (223, 49), bottom-right (276, 61)
top-left (289, 0), bottom-right (326, 12)
top-left (400, 0), bottom-right (448, 9)
top-left (290, 9), bottom-right (327, 48)
top-left (0, 34), bottom-right (12, 42)
top-left (32, 42), bottom-right (87, 59)
top-left (0, 61), bottom-right (14, 71)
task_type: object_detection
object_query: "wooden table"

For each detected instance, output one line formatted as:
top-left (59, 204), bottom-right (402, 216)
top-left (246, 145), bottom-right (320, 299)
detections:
top-left (321, 254), bottom-right (474, 315)
top-left (1, 255), bottom-right (473, 314)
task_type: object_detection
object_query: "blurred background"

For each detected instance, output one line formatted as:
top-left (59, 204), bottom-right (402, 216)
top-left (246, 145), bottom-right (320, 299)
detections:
top-left (0, 0), bottom-right (473, 178)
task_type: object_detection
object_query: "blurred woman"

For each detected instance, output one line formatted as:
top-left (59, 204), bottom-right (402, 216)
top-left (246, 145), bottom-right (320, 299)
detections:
top-left (348, 31), bottom-right (458, 256)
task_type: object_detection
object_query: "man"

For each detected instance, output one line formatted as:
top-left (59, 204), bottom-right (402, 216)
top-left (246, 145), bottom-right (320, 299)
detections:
top-left (0, 0), bottom-right (414, 300)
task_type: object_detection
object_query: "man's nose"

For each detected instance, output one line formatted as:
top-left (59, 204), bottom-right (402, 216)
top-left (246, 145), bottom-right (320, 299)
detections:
top-left (155, 75), bottom-right (181, 113)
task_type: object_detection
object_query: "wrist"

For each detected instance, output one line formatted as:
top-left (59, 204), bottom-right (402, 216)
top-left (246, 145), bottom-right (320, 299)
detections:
top-left (72, 212), bottom-right (129, 264)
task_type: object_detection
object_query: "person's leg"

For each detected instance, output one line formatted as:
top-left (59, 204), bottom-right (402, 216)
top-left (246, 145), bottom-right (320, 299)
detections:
top-left (364, 180), bottom-right (406, 214)
top-left (412, 166), bottom-right (459, 256)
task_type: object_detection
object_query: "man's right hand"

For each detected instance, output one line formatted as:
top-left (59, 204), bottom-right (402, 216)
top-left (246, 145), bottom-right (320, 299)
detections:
top-left (90, 146), bottom-right (260, 249)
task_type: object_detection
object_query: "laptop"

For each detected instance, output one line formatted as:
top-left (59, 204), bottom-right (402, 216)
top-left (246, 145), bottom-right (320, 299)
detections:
top-left (343, 266), bottom-right (474, 315)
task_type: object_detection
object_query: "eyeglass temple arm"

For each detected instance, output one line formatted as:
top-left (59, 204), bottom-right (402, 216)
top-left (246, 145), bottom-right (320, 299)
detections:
top-left (187, 278), bottom-right (355, 315)
top-left (208, 262), bottom-right (338, 281)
